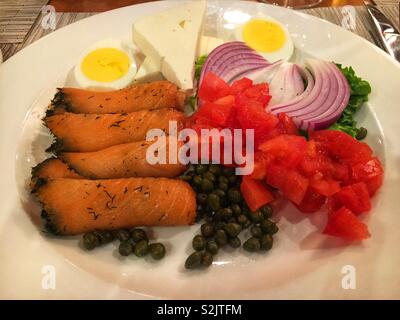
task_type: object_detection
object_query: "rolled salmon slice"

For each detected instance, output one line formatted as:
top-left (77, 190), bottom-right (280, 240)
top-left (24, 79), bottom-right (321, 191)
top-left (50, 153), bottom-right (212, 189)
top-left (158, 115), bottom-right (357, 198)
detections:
top-left (49, 80), bottom-right (185, 114)
top-left (32, 158), bottom-right (81, 180)
top-left (35, 177), bottom-right (196, 235)
top-left (44, 108), bottom-right (184, 152)
top-left (60, 139), bottom-right (186, 179)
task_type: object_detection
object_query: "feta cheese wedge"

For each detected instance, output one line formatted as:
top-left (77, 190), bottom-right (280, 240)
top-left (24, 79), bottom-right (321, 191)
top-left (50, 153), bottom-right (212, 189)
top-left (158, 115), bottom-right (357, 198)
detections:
top-left (133, 57), bottom-right (164, 83)
top-left (132, 0), bottom-right (207, 90)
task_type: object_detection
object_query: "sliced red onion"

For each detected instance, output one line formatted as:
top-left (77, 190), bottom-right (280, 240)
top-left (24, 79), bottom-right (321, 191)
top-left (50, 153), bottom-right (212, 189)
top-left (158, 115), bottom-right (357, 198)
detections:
top-left (268, 59), bottom-right (350, 130)
top-left (235, 60), bottom-right (283, 84)
top-left (199, 41), bottom-right (269, 85)
top-left (269, 62), bottom-right (305, 105)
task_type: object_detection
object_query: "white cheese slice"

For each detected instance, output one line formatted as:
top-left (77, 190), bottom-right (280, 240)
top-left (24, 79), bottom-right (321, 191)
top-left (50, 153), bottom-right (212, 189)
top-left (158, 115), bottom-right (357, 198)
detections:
top-left (132, 0), bottom-right (207, 90)
top-left (197, 36), bottom-right (224, 57)
top-left (133, 57), bottom-right (164, 83)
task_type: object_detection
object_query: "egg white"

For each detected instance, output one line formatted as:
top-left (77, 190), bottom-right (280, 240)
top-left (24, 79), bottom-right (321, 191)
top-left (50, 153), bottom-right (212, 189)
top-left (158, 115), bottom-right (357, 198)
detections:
top-left (233, 13), bottom-right (294, 63)
top-left (72, 38), bottom-right (139, 90)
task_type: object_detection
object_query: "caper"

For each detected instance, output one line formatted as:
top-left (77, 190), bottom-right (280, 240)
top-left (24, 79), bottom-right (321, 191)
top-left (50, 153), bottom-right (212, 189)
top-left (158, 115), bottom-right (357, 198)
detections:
top-left (213, 189), bottom-right (226, 198)
top-left (231, 204), bottom-right (242, 216)
top-left (243, 220), bottom-right (252, 229)
top-left (192, 235), bottom-right (206, 251)
top-left (209, 164), bottom-right (221, 175)
top-left (228, 237), bottom-right (241, 248)
top-left (149, 243), bottom-right (166, 260)
top-left (237, 214), bottom-right (249, 226)
top-left (82, 232), bottom-right (100, 250)
top-left (196, 164), bottom-right (208, 175)
top-left (224, 222), bottom-right (242, 237)
top-left (130, 228), bottom-right (148, 242)
top-left (114, 229), bottom-right (131, 242)
top-left (356, 127), bottom-right (368, 140)
top-left (218, 176), bottom-right (229, 184)
top-left (249, 210), bottom-right (264, 223)
top-left (201, 179), bottom-right (214, 192)
top-left (134, 240), bottom-right (149, 257)
top-left (207, 193), bottom-right (221, 211)
top-left (213, 221), bottom-right (226, 231)
top-left (218, 182), bottom-right (228, 192)
top-left (243, 237), bottom-right (261, 252)
top-left (118, 241), bottom-right (133, 256)
top-left (203, 171), bottom-right (216, 182)
top-left (221, 207), bottom-right (233, 220)
top-left (197, 193), bottom-right (208, 205)
top-left (94, 230), bottom-right (114, 245)
top-left (228, 175), bottom-right (237, 184)
top-left (227, 188), bottom-right (242, 204)
top-left (206, 240), bottom-right (219, 255)
top-left (193, 175), bottom-right (203, 188)
top-left (212, 210), bottom-right (224, 221)
top-left (250, 225), bottom-right (263, 238)
top-left (185, 251), bottom-right (203, 269)
top-left (260, 205), bottom-right (273, 219)
top-left (201, 251), bottom-right (213, 267)
top-left (179, 175), bottom-right (192, 182)
top-left (260, 234), bottom-right (273, 251)
top-left (269, 222), bottom-right (279, 235)
top-left (215, 229), bottom-right (228, 246)
top-left (222, 166), bottom-right (235, 177)
top-left (201, 223), bottom-right (215, 238)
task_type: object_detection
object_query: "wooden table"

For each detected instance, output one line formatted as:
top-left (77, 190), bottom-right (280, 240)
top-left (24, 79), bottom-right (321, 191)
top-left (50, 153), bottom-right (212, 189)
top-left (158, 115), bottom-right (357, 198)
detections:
top-left (0, 0), bottom-right (399, 62)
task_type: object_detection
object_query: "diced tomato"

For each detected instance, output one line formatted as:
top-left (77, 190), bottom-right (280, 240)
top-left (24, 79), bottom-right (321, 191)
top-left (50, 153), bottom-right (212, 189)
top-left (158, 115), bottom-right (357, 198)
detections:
top-left (323, 207), bottom-right (371, 240)
top-left (248, 151), bottom-right (269, 180)
top-left (310, 130), bottom-right (372, 165)
top-left (310, 178), bottom-right (341, 197)
top-left (294, 187), bottom-right (326, 213)
top-left (277, 113), bottom-right (299, 135)
top-left (198, 72), bottom-right (231, 102)
top-left (332, 182), bottom-right (371, 215)
top-left (230, 77), bottom-right (253, 95)
top-left (241, 83), bottom-right (271, 106)
top-left (259, 134), bottom-right (307, 168)
top-left (351, 157), bottom-right (383, 196)
top-left (235, 98), bottom-right (279, 147)
top-left (241, 176), bottom-right (274, 212)
top-left (266, 164), bottom-right (309, 205)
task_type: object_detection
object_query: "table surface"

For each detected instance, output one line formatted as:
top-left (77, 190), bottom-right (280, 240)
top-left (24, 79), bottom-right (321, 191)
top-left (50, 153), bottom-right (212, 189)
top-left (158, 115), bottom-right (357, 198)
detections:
top-left (0, 0), bottom-right (399, 62)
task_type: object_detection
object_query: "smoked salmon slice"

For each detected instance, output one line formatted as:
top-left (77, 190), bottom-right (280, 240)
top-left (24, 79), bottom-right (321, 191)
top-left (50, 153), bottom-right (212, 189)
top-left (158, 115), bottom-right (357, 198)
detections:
top-left (44, 108), bottom-right (184, 152)
top-left (60, 139), bottom-right (186, 179)
top-left (31, 158), bottom-right (82, 180)
top-left (35, 177), bottom-right (196, 235)
top-left (49, 80), bottom-right (185, 115)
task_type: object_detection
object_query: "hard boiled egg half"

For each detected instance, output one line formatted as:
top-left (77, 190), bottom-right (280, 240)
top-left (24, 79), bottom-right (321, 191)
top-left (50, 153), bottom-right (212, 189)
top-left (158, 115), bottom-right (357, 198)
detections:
top-left (73, 39), bottom-right (138, 90)
top-left (234, 13), bottom-right (294, 62)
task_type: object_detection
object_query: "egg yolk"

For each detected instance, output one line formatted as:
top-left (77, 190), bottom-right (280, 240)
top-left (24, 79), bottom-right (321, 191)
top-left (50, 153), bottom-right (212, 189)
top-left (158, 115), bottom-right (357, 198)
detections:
top-left (81, 48), bottom-right (130, 82)
top-left (242, 19), bottom-right (286, 53)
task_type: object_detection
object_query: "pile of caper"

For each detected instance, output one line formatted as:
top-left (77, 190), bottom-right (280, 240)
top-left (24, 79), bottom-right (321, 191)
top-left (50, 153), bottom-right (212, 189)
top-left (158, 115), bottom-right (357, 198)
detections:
top-left (82, 228), bottom-right (166, 261)
top-left (179, 164), bottom-right (279, 270)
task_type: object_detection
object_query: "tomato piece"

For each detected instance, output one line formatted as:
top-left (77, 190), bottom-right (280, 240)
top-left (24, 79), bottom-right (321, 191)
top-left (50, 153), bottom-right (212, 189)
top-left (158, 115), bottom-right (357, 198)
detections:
top-left (230, 77), bottom-right (253, 95)
top-left (310, 130), bottom-right (372, 165)
top-left (242, 83), bottom-right (271, 106)
top-left (198, 72), bottom-right (231, 102)
top-left (332, 182), bottom-right (371, 215)
top-left (277, 113), bottom-right (299, 135)
top-left (310, 178), bottom-right (341, 197)
top-left (294, 187), bottom-right (326, 213)
top-left (323, 207), bottom-right (371, 240)
top-left (266, 164), bottom-right (309, 205)
top-left (235, 97), bottom-right (279, 147)
top-left (241, 176), bottom-right (274, 212)
top-left (259, 134), bottom-right (307, 168)
top-left (351, 157), bottom-right (384, 196)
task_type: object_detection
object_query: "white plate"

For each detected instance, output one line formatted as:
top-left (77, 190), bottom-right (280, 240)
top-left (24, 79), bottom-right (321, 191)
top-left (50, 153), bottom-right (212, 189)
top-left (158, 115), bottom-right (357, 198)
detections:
top-left (1, 0), bottom-right (400, 299)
